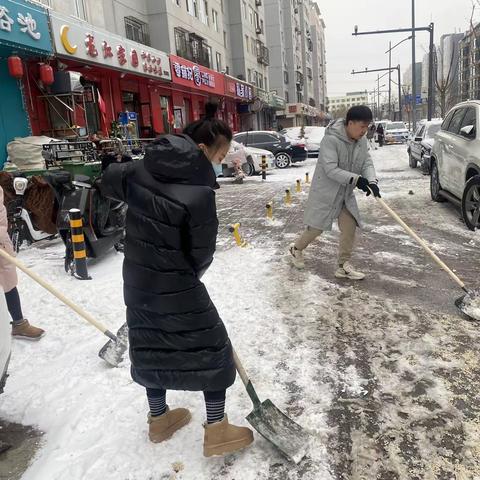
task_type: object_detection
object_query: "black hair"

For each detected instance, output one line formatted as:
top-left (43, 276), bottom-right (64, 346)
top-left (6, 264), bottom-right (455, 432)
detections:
top-left (345, 106), bottom-right (373, 124)
top-left (183, 101), bottom-right (233, 148)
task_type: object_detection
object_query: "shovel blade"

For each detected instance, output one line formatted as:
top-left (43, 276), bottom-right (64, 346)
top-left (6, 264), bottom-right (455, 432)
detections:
top-left (98, 322), bottom-right (129, 367)
top-left (247, 399), bottom-right (311, 464)
top-left (455, 293), bottom-right (480, 322)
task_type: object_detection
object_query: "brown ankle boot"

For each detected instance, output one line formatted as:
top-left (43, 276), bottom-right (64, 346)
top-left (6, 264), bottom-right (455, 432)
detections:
top-left (203, 415), bottom-right (254, 457)
top-left (148, 407), bottom-right (191, 443)
top-left (11, 320), bottom-right (45, 341)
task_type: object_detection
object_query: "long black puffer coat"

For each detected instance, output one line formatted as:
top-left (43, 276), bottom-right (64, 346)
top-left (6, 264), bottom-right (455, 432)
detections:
top-left (102, 134), bottom-right (236, 392)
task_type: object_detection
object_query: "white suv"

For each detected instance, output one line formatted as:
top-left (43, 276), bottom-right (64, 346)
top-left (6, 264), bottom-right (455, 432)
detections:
top-left (430, 101), bottom-right (480, 230)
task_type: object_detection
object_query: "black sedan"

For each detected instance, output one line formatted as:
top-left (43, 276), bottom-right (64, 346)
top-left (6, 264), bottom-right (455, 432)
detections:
top-left (233, 131), bottom-right (308, 169)
top-left (408, 120), bottom-right (442, 173)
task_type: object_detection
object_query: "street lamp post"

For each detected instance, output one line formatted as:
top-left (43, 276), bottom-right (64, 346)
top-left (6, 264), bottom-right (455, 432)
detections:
top-left (352, 67), bottom-right (401, 120)
top-left (352, 18), bottom-right (435, 128)
top-left (412, 0), bottom-right (416, 129)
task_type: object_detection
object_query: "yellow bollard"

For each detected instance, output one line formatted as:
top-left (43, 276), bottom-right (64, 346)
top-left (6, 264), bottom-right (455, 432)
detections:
top-left (296, 179), bottom-right (302, 193)
top-left (261, 155), bottom-right (267, 181)
top-left (68, 209), bottom-right (91, 280)
top-left (229, 223), bottom-right (247, 247)
top-left (305, 172), bottom-right (310, 184)
top-left (266, 202), bottom-right (273, 219)
top-left (285, 189), bottom-right (292, 205)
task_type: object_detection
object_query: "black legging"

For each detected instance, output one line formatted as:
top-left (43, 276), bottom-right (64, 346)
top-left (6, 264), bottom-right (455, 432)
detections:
top-left (5, 287), bottom-right (23, 324)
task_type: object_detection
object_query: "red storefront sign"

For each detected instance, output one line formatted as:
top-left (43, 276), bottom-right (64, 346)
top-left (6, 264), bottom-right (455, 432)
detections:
top-left (169, 55), bottom-right (224, 95)
top-left (224, 76), bottom-right (254, 102)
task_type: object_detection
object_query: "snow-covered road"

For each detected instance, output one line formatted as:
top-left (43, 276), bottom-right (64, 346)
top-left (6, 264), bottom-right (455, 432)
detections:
top-left (1, 145), bottom-right (480, 480)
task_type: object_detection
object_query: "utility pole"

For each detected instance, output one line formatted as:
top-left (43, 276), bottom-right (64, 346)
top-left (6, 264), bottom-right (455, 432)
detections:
top-left (377, 74), bottom-right (381, 116)
top-left (388, 41), bottom-right (392, 119)
top-left (412, 0), bottom-right (417, 130)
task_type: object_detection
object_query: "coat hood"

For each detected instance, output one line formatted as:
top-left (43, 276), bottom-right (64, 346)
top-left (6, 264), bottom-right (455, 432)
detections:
top-left (144, 134), bottom-right (217, 188)
top-left (325, 119), bottom-right (355, 145)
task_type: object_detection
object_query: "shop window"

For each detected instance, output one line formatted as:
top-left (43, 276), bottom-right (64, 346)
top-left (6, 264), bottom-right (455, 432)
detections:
top-left (125, 17), bottom-right (150, 46)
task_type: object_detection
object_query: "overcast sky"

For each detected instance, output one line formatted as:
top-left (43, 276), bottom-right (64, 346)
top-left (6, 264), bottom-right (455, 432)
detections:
top-left (316, 0), bottom-right (476, 98)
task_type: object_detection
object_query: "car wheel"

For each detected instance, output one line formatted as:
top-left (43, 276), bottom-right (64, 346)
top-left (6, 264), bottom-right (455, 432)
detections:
top-left (408, 150), bottom-right (417, 169)
top-left (242, 159), bottom-right (256, 176)
top-left (430, 160), bottom-right (446, 202)
top-left (461, 175), bottom-right (480, 231)
top-left (275, 152), bottom-right (291, 169)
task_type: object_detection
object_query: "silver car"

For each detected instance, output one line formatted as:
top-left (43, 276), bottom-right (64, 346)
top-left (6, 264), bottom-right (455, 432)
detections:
top-left (430, 101), bottom-right (480, 230)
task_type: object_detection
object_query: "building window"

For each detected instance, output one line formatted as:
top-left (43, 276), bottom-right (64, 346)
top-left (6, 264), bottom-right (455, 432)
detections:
top-left (224, 31), bottom-right (227, 47)
top-left (220, 0), bottom-right (224, 13)
top-left (242, 1), bottom-right (247, 20)
top-left (284, 71), bottom-right (289, 84)
top-left (74, 0), bottom-right (87, 19)
top-left (125, 17), bottom-right (150, 46)
top-left (249, 7), bottom-right (254, 27)
top-left (172, 0), bottom-right (180, 6)
top-left (248, 69), bottom-right (252, 83)
top-left (245, 35), bottom-right (249, 53)
top-left (212, 9), bottom-right (219, 31)
top-left (216, 52), bottom-right (222, 72)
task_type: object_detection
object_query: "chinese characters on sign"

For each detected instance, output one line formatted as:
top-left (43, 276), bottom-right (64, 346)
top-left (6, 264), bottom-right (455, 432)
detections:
top-left (172, 62), bottom-right (216, 88)
top-left (0, 5), bottom-right (41, 40)
top-left (235, 82), bottom-right (253, 101)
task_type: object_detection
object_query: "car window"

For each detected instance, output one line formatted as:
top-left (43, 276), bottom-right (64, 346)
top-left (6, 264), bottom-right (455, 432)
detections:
top-left (388, 122), bottom-right (406, 130)
top-left (441, 110), bottom-right (456, 131)
top-left (447, 108), bottom-right (467, 135)
top-left (460, 107), bottom-right (477, 133)
top-left (255, 133), bottom-right (276, 143)
top-left (416, 126), bottom-right (425, 138)
top-left (235, 133), bottom-right (246, 144)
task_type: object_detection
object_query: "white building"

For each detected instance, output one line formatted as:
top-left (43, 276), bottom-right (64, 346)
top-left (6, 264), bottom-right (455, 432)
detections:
top-left (327, 91), bottom-right (368, 116)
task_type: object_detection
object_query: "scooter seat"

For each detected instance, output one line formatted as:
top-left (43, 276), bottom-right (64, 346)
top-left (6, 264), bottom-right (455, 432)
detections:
top-left (43, 171), bottom-right (72, 188)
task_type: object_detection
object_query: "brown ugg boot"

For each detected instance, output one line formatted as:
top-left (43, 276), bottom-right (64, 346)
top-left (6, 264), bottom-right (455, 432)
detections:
top-left (203, 415), bottom-right (254, 457)
top-left (11, 320), bottom-right (45, 340)
top-left (148, 407), bottom-right (191, 443)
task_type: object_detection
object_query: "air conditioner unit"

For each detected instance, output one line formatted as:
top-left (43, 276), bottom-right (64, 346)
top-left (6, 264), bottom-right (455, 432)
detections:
top-left (255, 0), bottom-right (262, 5)
top-left (51, 71), bottom-right (86, 94)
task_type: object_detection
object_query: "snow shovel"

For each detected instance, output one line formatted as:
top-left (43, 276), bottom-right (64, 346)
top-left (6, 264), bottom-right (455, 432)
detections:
top-left (370, 192), bottom-right (480, 321)
top-left (232, 349), bottom-right (311, 464)
top-left (0, 249), bottom-right (127, 367)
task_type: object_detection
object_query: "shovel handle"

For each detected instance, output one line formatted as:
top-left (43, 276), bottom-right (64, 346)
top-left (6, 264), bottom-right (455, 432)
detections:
top-left (0, 248), bottom-right (116, 339)
top-left (232, 348), bottom-right (261, 407)
top-left (372, 195), bottom-right (466, 290)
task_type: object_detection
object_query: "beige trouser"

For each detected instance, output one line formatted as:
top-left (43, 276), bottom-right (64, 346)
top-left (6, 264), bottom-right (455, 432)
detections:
top-left (294, 207), bottom-right (357, 265)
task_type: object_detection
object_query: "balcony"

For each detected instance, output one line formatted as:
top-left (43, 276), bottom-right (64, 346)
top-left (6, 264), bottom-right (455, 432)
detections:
top-left (296, 71), bottom-right (304, 85)
top-left (256, 42), bottom-right (270, 66)
top-left (175, 29), bottom-right (211, 68)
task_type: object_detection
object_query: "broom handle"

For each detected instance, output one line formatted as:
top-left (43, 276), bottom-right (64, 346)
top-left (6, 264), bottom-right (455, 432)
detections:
top-left (233, 348), bottom-right (262, 407)
top-left (0, 249), bottom-right (117, 340)
top-left (373, 195), bottom-right (467, 291)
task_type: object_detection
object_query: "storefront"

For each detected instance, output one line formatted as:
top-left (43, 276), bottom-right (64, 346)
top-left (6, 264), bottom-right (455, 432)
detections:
top-left (224, 75), bottom-right (255, 133)
top-left (268, 92), bottom-right (287, 131)
top-left (45, 12), bottom-right (172, 139)
top-left (277, 103), bottom-right (321, 128)
top-left (0, 0), bottom-right (52, 167)
top-left (168, 55), bottom-right (225, 133)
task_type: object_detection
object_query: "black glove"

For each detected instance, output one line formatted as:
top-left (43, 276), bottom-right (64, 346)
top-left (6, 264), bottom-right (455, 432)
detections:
top-left (356, 176), bottom-right (370, 193)
top-left (366, 182), bottom-right (381, 198)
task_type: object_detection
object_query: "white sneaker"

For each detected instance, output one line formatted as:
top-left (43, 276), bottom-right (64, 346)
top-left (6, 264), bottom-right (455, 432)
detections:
top-left (335, 261), bottom-right (365, 280)
top-left (289, 244), bottom-right (305, 269)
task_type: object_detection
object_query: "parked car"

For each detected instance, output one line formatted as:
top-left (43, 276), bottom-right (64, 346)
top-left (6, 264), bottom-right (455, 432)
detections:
top-left (430, 100), bottom-right (480, 230)
top-left (243, 145), bottom-right (275, 175)
top-left (280, 126), bottom-right (326, 158)
top-left (233, 131), bottom-right (308, 169)
top-left (220, 140), bottom-right (249, 177)
top-left (407, 120), bottom-right (442, 172)
top-left (384, 122), bottom-right (409, 144)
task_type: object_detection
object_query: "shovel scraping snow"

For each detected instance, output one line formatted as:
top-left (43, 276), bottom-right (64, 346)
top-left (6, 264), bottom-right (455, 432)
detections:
top-left (233, 349), bottom-right (311, 464)
top-left (370, 192), bottom-right (480, 322)
top-left (0, 249), bottom-right (127, 367)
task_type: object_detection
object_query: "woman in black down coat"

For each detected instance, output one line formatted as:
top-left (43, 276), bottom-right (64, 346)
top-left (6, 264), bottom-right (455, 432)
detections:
top-left (102, 103), bottom-right (253, 457)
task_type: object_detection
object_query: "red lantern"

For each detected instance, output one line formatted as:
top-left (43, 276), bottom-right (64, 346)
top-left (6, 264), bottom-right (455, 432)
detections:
top-left (39, 64), bottom-right (54, 85)
top-left (7, 56), bottom-right (24, 79)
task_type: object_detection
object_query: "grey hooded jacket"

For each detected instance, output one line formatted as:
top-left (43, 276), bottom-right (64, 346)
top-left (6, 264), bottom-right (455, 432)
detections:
top-left (303, 119), bottom-right (377, 231)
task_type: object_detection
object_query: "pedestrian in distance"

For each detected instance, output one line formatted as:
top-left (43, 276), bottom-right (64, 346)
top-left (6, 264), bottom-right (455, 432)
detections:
top-left (0, 186), bottom-right (45, 340)
top-left (102, 102), bottom-right (254, 457)
top-left (289, 106), bottom-right (381, 279)
top-left (367, 123), bottom-right (377, 150)
top-left (376, 122), bottom-right (385, 147)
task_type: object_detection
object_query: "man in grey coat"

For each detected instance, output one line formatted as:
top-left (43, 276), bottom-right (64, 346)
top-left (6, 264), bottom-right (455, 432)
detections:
top-left (289, 106), bottom-right (381, 279)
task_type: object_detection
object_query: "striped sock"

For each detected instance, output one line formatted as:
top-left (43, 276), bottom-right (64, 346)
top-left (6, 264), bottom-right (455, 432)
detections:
top-left (147, 390), bottom-right (167, 417)
top-left (205, 398), bottom-right (226, 424)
